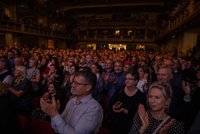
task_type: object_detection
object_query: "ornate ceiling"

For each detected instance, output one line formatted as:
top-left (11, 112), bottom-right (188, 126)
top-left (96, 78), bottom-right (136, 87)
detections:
top-left (0, 0), bottom-right (180, 23)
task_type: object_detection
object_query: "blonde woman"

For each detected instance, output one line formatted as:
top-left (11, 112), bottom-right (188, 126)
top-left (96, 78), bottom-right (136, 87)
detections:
top-left (8, 65), bottom-right (32, 116)
top-left (129, 82), bottom-right (184, 134)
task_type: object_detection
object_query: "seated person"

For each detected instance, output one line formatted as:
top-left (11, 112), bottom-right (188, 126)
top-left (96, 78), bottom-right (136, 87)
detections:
top-left (40, 71), bottom-right (103, 134)
top-left (110, 70), bottom-right (146, 134)
top-left (8, 65), bottom-right (32, 117)
top-left (129, 82), bottom-right (185, 134)
top-left (32, 82), bottom-right (63, 121)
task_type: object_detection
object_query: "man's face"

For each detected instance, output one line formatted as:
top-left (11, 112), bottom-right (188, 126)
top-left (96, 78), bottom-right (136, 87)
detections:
top-left (105, 60), bottom-right (113, 69)
top-left (29, 60), bottom-right (35, 67)
top-left (86, 55), bottom-right (92, 63)
top-left (70, 76), bottom-right (90, 97)
top-left (157, 68), bottom-right (172, 83)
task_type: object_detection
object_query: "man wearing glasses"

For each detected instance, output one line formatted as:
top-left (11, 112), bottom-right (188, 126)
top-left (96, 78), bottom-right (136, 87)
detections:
top-left (40, 71), bottom-right (103, 134)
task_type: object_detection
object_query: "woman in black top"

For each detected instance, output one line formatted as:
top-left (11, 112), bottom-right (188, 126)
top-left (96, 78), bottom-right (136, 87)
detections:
top-left (110, 70), bottom-right (146, 134)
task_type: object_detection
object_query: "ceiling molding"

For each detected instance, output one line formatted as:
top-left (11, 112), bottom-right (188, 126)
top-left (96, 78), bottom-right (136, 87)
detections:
top-left (61, 2), bottom-right (164, 12)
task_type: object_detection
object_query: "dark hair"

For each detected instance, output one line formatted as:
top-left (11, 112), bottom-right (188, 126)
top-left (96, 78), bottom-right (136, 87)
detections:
top-left (92, 63), bottom-right (103, 74)
top-left (126, 69), bottom-right (139, 81)
top-left (139, 65), bottom-right (150, 74)
top-left (75, 70), bottom-right (97, 90)
top-left (79, 66), bottom-right (91, 72)
top-left (71, 63), bottom-right (79, 72)
top-left (48, 81), bottom-right (61, 91)
top-left (0, 58), bottom-right (11, 72)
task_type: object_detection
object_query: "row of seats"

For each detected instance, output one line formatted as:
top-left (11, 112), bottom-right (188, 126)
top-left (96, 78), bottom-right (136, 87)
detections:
top-left (18, 114), bottom-right (111, 134)
top-left (18, 115), bottom-right (55, 134)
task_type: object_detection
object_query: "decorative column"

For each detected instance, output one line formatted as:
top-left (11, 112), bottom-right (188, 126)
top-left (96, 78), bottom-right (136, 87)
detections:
top-left (188, 0), bottom-right (195, 15)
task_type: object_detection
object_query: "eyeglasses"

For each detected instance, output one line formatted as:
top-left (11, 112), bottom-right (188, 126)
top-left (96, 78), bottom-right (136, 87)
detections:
top-left (125, 77), bottom-right (135, 80)
top-left (71, 81), bottom-right (90, 86)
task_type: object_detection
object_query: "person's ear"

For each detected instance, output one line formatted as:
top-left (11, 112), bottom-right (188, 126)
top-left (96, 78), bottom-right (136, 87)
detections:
top-left (86, 85), bottom-right (92, 92)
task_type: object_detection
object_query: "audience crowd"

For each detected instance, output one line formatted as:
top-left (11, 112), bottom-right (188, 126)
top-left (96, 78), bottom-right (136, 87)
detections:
top-left (0, 47), bottom-right (200, 134)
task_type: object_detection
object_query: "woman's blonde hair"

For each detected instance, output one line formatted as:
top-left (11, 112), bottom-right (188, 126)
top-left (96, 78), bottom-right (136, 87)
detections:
top-left (15, 65), bottom-right (26, 77)
top-left (148, 81), bottom-right (172, 101)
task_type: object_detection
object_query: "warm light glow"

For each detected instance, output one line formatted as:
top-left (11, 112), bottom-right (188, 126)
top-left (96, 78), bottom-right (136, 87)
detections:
top-left (136, 44), bottom-right (145, 50)
top-left (128, 30), bottom-right (132, 35)
top-left (108, 44), bottom-right (126, 50)
top-left (87, 44), bottom-right (96, 50)
top-left (115, 30), bottom-right (120, 36)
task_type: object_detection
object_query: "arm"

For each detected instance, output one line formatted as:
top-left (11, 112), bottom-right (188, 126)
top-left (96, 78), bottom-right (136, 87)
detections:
top-left (3, 75), bottom-right (13, 86)
top-left (51, 105), bottom-right (103, 134)
top-left (129, 104), bottom-right (149, 134)
top-left (30, 73), bottom-right (41, 83)
top-left (112, 101), bottom-right (128, 114)
top-left (8, 87), bottom-right (24, 97)
top-left (138, 104), bottom-right (149, 134)
top-left (41, 97), bottom-right (103, 134)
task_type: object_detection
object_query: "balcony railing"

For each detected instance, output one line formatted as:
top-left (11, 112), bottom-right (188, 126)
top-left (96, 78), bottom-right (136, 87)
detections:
top-left (0, 19), bottom-right (69, 39)
top-left (78, 35), bottom-right (155, 43)
top-left (159, 0), bottom-right (200, 38)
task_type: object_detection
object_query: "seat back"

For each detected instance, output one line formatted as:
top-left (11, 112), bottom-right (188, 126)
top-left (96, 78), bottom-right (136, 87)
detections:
top-left (18, 114), bottom-right (29, 134)
top-left (28, 119), bottom-right (55, 134)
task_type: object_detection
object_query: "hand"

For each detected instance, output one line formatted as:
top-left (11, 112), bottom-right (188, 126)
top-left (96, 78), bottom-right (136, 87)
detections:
top-left (40, 96), bottom-right (59, 117)
top-left (159, 119), bottom-right (175, 134)
top-left (113, 101), bottom-right (122, 112)
top-left (112, 101), bottom-right (128, 114)
top-left (138, 104), bottom-right (149, 133)
top-left (42, 92), bottom-right (51, 103)
top-left (182, 80), bottom-right (191, 95)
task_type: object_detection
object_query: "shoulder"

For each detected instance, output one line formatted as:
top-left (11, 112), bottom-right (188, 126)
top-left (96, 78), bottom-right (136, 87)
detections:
top-left (135, 90), bottom-right (146, 99)
top-left (87, 98), bottom-right (102, 110)
top-left (35, 68), bottom-right (40, 73)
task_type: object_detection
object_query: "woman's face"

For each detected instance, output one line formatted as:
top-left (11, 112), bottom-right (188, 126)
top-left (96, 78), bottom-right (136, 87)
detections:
top-left (125, 73), bottom-right (137, 87)
top-left (49, 65), bottom-right (56, 73)
top-left (48, 83), bottom-right (56, 94)
top-left (114, 62), bottom-right (123, 73)
top-left (123, 64), bottom-right (130, 72)
top-left (69, 66), bottom-right (76, 74)
top-left (148, 87), bottom-right (169, 113)
top-left (138, 68), bottom-right (144, 77)
top-left (41, 58), bottom-right (47, 65)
